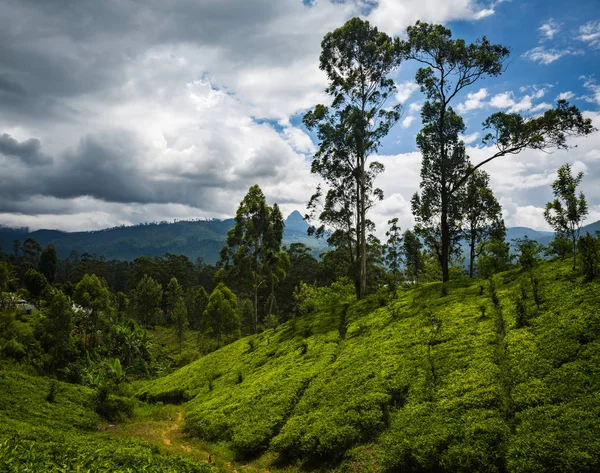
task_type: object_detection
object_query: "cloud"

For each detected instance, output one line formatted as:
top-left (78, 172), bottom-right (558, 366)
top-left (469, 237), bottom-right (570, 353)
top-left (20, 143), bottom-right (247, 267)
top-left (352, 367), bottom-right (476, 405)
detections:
top-left (367, 0), bottom-right (495, 36)
top-left (401, 115), bottom-right (416, 128)
top-left (539, 19), bottom-right (560, 41)
top-left (0, 133), bottom-right (53, 166)
top-left (581, 77), bottom-right (600, 106)
top-left (408, 102), bottom-right (423, 114)
top-left (577, 21), bottom-right (600, 49)
top-left (489, 89), bottom-right (551, 113)
top-left (0, 0), bottom-right (595, 237)
top-left (457, 88), bottom-right (488, 113)
top-left (522, 46), bottom-right (584, 65)
top-left (395, 81), bottom-right (419, 104)
top-left (461, 132), bottom-right (480, 145)
top-left (556, 91), bottom-right (575, 101)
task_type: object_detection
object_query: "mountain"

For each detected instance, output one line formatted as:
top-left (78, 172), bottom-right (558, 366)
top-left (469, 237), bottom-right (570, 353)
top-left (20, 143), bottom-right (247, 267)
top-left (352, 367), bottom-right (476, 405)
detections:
top-left (284, 210), bottom-right (310, 234)
top-left (1, 215), bottom-right (597, 264)
top-left (0, 212), bottom-right (328, 264)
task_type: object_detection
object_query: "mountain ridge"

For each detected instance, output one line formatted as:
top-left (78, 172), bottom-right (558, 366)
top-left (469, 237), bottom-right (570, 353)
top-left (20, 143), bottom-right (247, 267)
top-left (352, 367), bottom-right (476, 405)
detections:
top-left (0, 213), bottom-right (598, 264)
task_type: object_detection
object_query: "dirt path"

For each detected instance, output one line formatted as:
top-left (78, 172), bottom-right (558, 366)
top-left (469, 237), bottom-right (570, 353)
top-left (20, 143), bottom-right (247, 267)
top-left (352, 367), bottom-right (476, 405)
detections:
top-left (116, 410), bottom-right (272, 473)
top-left (160, 411), bottom-right (183, 447)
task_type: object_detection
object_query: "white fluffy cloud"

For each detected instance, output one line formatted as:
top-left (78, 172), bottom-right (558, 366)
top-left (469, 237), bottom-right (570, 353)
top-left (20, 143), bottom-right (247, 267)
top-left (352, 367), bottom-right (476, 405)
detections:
top-left (522, 46), bottom-right (584, 65)
top-left (556, 91), bottom-right (575, 101)
top-left (396, 82), bottom-right (420, 104)
top-left (457, 88), bottom-right (488, 113)
top-left (489, 89), bottom-right (551, 113)
top-left (582, 77), bottom-right (600, 106)
top-left (577, 21), bottom-right (600, 49)
top-left (539, 19), bottom-right (560, 41)
top-left (367, 0), bottom-right (494, 36)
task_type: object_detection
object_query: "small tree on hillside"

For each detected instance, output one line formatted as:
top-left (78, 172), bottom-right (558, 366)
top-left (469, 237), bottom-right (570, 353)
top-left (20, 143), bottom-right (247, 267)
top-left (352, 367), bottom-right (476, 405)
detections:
top-left (385, 218), bottom-right (404, 290)
top-left (166, 277), bottom-right (184, 324)
top-left (133, 274), bottom-right (162, 327)
top-left (186, 286), bottom-right (209, 330)
top-left (202, 283), bottom-right (241, 342)
top-left (45, 290), bottom-right (75, 370)
top-left (402, 229), bottom-right (424, 284)
top-left (543, 163), bottom-right (588, 270)
top-left (39, 245), bottom-right (58, 283)
top-left (73, 274), bottom-right (111, 348)
top-left (173, 296), bottom-right (188, 353)
top-left (219, 185), bottom-right (287, 333)
top-left (462, 169), bottom-right (505, 278)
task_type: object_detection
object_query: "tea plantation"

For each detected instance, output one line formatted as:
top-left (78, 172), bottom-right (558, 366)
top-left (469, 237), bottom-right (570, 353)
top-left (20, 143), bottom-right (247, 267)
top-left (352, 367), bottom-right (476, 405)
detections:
top-left (138, 258), bottom-right (600, 472)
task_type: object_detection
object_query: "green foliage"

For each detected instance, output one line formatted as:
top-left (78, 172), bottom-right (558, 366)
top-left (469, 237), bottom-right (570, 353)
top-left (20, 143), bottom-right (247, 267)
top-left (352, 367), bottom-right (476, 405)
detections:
top-left (74, 273), bottom-right (112, 348)
top-left (545, 236), bottom-right (572, 260)
top-left (187, 286), bottom-right (209, 330)
top-left (303, 17), bottom-right (402, 299)
top-left (24, 268), bottom-right (48, 300)
top-left (201, 283), bottom-right (240, 342)
top-left (292, 281), bottom-right (318, 316)
top-left (514, 237), bottom-right (544, 273)
top-left (463, 170), bottom-right (505, 278)
top-left (579, 232), bottom-right (600, 280)
top-left (477, 238), bottom-right (512, 279)
top-left (384, 218), bottom-right (403, 290)
top-left (133, 274), bottom-right (163, 327)
top-left (173, 295), bottom-right (188, 353)
top-left (0, 373), bottom-right (212, 472)
top-left (402, 229), bottom-right (424, 283)
top-left (139, 258), bottom-right (600, 470)
top-left (39, 244), bottom-right (58, 283)
top-left (544, 163), bottom-right (588, 269)
top-left (219, 185), bottom-right (288, 333)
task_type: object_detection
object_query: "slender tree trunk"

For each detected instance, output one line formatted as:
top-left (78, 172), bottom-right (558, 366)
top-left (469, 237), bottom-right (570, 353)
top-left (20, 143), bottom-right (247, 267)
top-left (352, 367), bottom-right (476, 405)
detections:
top-left (253, 274), bottom-right (258, 334)
top-left (469, 228), bottom-right (476, 278)
top-left (359, 158), bottom-right (367, 299)
top-left (439, 98), bottom-right (450, 283)
top-left (572, 232), bottom-right (577, 271)
top-left (441, 190), bottom-right (450, 283)
top-left (268, 275), bottom-right (275, 318)
top-left (355, 174), bottom-right (362, 299)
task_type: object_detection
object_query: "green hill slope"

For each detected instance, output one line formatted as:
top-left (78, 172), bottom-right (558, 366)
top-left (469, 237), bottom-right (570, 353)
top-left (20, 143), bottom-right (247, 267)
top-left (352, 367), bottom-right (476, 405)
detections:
top-left (139, 258), bottom-right (600, 472)
top-left (0, 372), bottom-right (213, 472)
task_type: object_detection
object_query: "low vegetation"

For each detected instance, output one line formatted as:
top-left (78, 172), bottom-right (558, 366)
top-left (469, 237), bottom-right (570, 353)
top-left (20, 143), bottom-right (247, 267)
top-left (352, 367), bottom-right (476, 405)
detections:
top-left (138, 258), bottom-right (600, 472)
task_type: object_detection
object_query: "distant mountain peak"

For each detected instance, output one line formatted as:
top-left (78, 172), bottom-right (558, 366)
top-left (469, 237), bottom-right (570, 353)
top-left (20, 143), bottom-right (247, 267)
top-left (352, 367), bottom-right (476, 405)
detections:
top-left (285, 210), bottom-right (309, 233)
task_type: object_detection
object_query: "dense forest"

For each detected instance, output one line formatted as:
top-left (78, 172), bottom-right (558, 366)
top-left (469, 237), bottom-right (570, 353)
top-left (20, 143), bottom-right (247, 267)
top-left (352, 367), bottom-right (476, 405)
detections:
top-left (1, 16), bottom-right (600, 473)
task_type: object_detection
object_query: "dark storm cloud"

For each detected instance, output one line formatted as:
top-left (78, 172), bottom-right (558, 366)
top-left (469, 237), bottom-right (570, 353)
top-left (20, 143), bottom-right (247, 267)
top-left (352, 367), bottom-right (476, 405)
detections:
top-left (0, 133), bottom-right (52, 166)
top-left (0, 128), bottom-right (294, 214)
top-left (0, 74), bottom-right (25, 96)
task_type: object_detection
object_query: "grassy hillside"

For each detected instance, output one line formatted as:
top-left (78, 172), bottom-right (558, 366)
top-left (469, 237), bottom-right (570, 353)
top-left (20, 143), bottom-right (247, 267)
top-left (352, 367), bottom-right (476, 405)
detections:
top-left (139, 258), bottom-right (600, 472)
top-left (0, 371), bottom-right (214, 472)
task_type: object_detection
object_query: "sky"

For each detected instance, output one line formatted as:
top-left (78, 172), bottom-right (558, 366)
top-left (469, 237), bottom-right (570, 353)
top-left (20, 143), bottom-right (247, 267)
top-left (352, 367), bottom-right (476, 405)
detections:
top-left (0, 0), bottom-right (599, 236)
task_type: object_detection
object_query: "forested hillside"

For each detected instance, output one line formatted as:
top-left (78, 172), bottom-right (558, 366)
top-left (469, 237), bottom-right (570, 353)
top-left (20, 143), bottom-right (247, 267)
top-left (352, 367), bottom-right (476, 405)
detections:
top-left (2, 214), bottom-right (597, 267)
top-left (0, 211), bottom-right (327, 264)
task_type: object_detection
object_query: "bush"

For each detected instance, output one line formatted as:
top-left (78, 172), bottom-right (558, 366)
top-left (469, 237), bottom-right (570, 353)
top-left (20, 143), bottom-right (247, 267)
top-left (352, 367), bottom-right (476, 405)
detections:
top-left (2, 339), bottom-right (26, 360)
top-left (94, 386), bottom-right (134, 422)
top-left (579, 232), bottom-right (600, 280)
